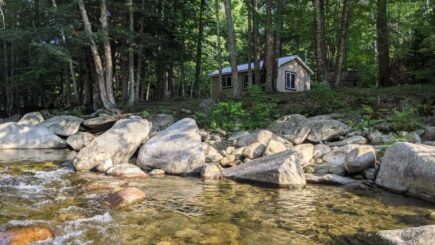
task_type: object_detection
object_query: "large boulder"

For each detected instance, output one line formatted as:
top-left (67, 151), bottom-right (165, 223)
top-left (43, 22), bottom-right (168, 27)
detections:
top-left (344, 145), bottom-right (376, 174)
top-left (39, 115), bottom-right (84, 136)
top-left (66, 132), bottom-right (95, 151)
top-left (74, 116), bottom-right (151, 171)
top-left (235, 129), bottom-right (290, 148)
top-left (307, 119), bottom-right (351, 142)
top-left (374, 225), bottom-right (435, 245)
top-left (136, 118), bottom-right (205, 175)
top-left (222, 150), bottom-right (306, 188)
top-left (0, 123), bottom-right (67, 149)
top-left (83, 116), bottom-right (118, 131)
top-left (376, 143), bottom-right (435, 202)
top-left (291, 144), bottom-right (314, 166)
top-left (17, 112), bottom-right (44, 126)
top-left (0, 225), bottom-right (55, 244)
top-left (268, 114), bottom-right (311, 145)
top-left (423, 127), bottom-right (435, 141)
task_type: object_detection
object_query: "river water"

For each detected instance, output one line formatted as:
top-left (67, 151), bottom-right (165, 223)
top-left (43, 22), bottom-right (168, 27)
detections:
top-left (0, 150), bottom-right (434, 244)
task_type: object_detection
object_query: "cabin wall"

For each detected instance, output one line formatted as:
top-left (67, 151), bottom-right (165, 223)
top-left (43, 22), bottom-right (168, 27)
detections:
top-left (276, 60), bottom-right (311, 92)
top-left (211, 74), bottom-right (247, 98)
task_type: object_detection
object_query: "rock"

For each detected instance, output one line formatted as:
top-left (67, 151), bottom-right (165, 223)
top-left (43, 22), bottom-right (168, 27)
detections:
top-left (215, 128), bottom-right (227, 136)
top-left (74, 116), bottom-right (151, 171)
top-left (243, 142), bottom-right (266, 159)
top-left (225, 146), bottom-right (236, 155)
top-left (204, 145), bottom-right (223, 163)
top-left (322, 144), bottom-right (360, 166)
top-left (137, 118), bottom-right (205, 175)
top-left (66, 132), bottom-right (95, 151)
top-left (423, 127), bottom-right (435, 141)
top-left (367, 129), bottom-right (385, 144)
top-left (291, 144), bottom-right (314, 165)
top-left (39, 115), bottom-right (84, 137)
top-left (107, 187), bottom-right (146, 209)
top-left (363, 168), bottom-right (377, 180)
top-left (305, 173), bottom-right (357, 185)
top-left (228, 131), bottom-right (250, 144)
top-left (329, 135), bottom-right (367, 147)
top-left (0, 225), bottom-right (54, 244)
top-left (313, 144), bottom-right (331, 159)
top-left (201, 164), bottom-right (222, 179)
top-left (376, 143), bottom-right (435, 202)
top-left (83, 116), bottom-right (118, 131)
top-left (219, 155), bottom-right (236, 167)
top-left (149, 169), bottom-right (165, 176)
top-left (84, 180), bottom-right (126, 192)
top-left (374, 225), bottom-right (435, 245)
top-left (307, 119), bottom-right (351, 142)
top-left (180, 108), bottom-right (192, 114)
top-left (0, 123), bottom-right (67, 149)
top-left (268, 114), bottom-right (311, 145)
top-left (222, 150), bottom-right (306, 188)
top-left (407, 132), bottom-right (422, 144)
top-left (149, 114), bottom-right (175, 132)
top-left (264, 140), bottom-right (287, 156)
top-left (4, 114), bottom-right (21, 123)
top-left (106, 164), bottom-right (148, 179)
top-left (96, 160), bottom-right (114, 173)
top-left (344, 145), bottom-right (376, 174)
top-left (17, 112), bottom-right (44, 126)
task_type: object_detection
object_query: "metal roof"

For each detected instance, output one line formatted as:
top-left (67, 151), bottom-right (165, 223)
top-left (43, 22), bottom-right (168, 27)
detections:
top-left (208, 55), bottom-right (314, 77)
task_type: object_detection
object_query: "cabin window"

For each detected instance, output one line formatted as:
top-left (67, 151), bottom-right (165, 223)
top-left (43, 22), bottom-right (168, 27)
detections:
top-left (285, 72), bottom-right (296, 90)
top-left (242, 74), bottom-right (255, 90)
top-left (221, 76), bottom-right (232, 89)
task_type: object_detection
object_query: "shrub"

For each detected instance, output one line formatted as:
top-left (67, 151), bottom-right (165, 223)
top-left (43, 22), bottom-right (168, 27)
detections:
top-left (388, 108), bottom-right (422, 131)
top-left (310, 82), bottom-right (345, 114)
top-left (209, 101), bottom-right (247, 131)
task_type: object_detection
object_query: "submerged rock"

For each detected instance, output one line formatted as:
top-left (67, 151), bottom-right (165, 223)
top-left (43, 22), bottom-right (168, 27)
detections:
top-left (107, 187), bottom-right (146, 209)
top-left (136, 118), bottom-right (205, 175)
top-left (201, 164), bottom-right (222, 179)
top-left (304, 173), bottom-right (357, 185)
top-left (39, 115), bottom-right (84, 137)
top-left (74, 116), bottom-right (151, 171)
top-left (0, 225), bottom-right (55, 245)
top-left (374, 225), bottom-right (435, 245)
top-left (376, 143), bottom-right (435, 203)
top-left (66, 132), bottom-right (95, 151)
top-left (106, 164), bottom-right (148, 179)
top-left (0, 123), bottom-right (67, 149)
top-left (222, 150), bottom-right (306, 188)
top-left (17, 112), bottom-right (44, 126)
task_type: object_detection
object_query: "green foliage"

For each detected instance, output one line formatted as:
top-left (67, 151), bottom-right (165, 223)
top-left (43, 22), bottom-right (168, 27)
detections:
top-left (388, 108), bottom-right (422, 131)
top-left (346, 118), bottom-right (384, 132)
top-left (209, 101), bottom-right (246, 131)
top-left (310, 83), bottom-right (345, 114)
top-left (247, 84), bottom-right (267, 102)
top-left (142, 111), bottom-right (151, 117)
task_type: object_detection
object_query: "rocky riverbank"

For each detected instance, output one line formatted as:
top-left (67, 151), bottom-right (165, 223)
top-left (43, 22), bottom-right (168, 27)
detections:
top-left (0, 110), bottom-right (434, 244)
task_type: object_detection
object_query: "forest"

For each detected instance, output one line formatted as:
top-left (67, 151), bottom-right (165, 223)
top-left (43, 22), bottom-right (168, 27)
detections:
top-left (0, 0), bottom-right (434, 114)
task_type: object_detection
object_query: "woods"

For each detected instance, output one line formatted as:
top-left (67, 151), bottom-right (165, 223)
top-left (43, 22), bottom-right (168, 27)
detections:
top-left (0, 0), bottom-right (433, 114)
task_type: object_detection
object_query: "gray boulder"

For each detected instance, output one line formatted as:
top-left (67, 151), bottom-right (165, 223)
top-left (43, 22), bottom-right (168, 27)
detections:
top-left (39, 115), bottom-right (84, 136)
top-left (18, 112), bottom-right (44, 126)
top-left (305, 173), bottom-right (357, 185)
top-left (423, 127), bottom-right (435, 141)
top-left (344, 145), bottom-right (376, 174)
top-left (374, 225), bottom-right (435, 245)
top-left (329, 135), bottom-right (367, 147)
top-left (222, 150), bottom-right (306, 188)
top-left (268, 114), bottom-right (311, 145)
top-left (376, 143), bottom-right (435, 203)
top-left (149, 114), bottom-right (176, 132)
top-left (313, 144), bottom-right (331, 159)
top-left (307, 119), bottom-right (351, 142)
top-left (235, 129), bottom-right (290, 148)
top-left (0, 122), bottom-right (66, 149)
top-left (136, 118), bottom-right (205, 175)
top-left (66, 132), bottom-right (95, 151)
top-left (74, 116), bottom-right (151, 171)
top-left (83, 116), bottom-right (118, 131)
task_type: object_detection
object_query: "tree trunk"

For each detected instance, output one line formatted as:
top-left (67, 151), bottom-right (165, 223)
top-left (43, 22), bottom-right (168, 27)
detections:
top-left (334, 0), bottom-right (350, 88)
top-left (77, 0), bottom-right (114, 110)
top-left (135, 0), bottom-right (146, 102)
top-left (252, 0), bottom-right (261, 85)
top-left (264, 0), bottom-right (274, 92)
top-left (100, 0), bottom-right (116, 106)
top-left (377, 0), bottom-right (391, 87)
top-left (247, 0), bottom-right (253, 87)
top-left (215, 0), bottom-right (223, 97)
top-left (194, 0), bottom-right (206, 97)
top-left (128, 0), bottom-right (135, 105)
top-left (121, 50), bottom-right (129, 101)
top-left (313, 0), bottom-right (328, 83)
top-left (224, 0), bottom-right (240, 98)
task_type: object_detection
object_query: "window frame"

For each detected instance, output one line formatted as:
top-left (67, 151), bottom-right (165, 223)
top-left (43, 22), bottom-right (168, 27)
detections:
top-left (221, 76), bottom-right (233, 89)
top-left (285, 71), bottom-right (296, 90)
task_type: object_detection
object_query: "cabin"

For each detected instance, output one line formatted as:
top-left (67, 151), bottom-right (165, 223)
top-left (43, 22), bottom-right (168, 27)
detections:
top-left (208, 55), bottom-right (314, 98)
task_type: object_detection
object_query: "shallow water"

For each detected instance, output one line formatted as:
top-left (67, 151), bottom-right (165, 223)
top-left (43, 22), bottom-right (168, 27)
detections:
top-left (0, 152), bottom-right (434, 244)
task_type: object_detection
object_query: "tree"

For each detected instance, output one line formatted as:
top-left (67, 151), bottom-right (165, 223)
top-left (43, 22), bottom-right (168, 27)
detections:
top-left (224, 0), bottom-right (240, 98)
top-left (264, 0), bottom-right (274, 92)
top-left (313, 0), bottom-right (328, 84)
top-left (252, 0), bottom-right (261, 85)
top-left (194, 0), bottom-right (206, 97)
top-left (334, 0), bottom-right (351, 88)
top-left (215, 0), bottom-right (223, 97)
top-left (128, 0), bottom-right (135, 105)
top-left (377, 0), bottom-right (391, 87)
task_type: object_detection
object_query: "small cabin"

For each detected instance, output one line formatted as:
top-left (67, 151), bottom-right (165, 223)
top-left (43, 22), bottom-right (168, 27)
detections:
top-left (208, 55), bottom-right (314, 98)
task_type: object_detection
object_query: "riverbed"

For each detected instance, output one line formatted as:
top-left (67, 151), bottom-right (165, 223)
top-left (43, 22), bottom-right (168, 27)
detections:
top-left (0, 150), bottom-right (434, 244)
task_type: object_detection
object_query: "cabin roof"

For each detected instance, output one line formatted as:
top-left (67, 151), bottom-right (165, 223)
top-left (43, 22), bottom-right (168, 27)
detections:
top-left (208, 55), bottom-right (314, 77)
